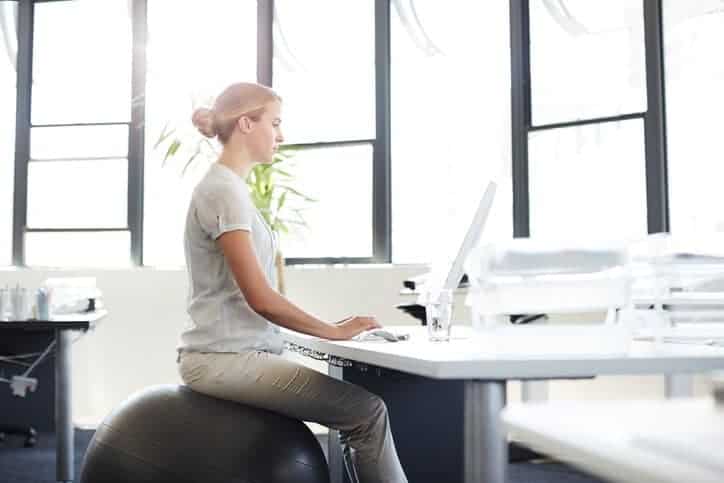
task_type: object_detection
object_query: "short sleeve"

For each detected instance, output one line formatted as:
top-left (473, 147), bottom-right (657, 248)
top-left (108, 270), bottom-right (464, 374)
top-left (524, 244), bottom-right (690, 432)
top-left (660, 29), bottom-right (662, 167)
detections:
top-left (194, 183), bottom-right (254, 240)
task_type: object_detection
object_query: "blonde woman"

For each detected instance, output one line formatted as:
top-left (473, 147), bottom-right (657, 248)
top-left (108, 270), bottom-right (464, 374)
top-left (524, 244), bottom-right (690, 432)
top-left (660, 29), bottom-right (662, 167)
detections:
top-left (178, 82), bottom-right (408, 483)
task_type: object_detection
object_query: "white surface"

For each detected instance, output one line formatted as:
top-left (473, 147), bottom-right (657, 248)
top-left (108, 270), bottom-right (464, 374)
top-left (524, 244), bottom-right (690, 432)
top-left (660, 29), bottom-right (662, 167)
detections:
top-left (283, 325), bottom-right (724, 380)
top-left (468, 269), bottom-right (630, 317)
top-left (634, 323), bottom-right (724, 346)
top-left (502, 398), bottom-right (724, 483)
top-left (636, 292), bottom-right (724, 306)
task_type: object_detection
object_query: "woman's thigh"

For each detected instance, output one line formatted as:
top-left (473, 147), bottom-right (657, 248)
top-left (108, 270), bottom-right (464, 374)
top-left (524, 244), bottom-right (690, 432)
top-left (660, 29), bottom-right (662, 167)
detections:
top-left (179, 350), bottom-right (380, 431)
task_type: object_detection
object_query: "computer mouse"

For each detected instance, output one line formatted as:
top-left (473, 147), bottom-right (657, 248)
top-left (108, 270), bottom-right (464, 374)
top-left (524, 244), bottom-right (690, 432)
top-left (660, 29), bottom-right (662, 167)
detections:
top-left (354, 329), bottom-right (407, 343)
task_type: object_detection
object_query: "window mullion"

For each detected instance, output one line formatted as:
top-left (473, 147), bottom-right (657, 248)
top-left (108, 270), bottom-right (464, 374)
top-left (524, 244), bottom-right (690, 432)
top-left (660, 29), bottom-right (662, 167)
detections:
top-left (373, 0), bottom-right (391, 262)
top-left (510, 0), bottom-right (531, 239)
top-left (257, 0), bottom-right (273, 86)
top-left (12, 0), bottom-right (34, 267)
top-left (643, 0), bottom-right (669, 234)
top-left (128, 0), bottom-right (147, 266)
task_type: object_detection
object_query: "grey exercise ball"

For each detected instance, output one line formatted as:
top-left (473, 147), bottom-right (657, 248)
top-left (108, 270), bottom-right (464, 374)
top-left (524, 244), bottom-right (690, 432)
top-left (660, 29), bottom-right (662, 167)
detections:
top-left (80, 384), bottom-right (329, 483)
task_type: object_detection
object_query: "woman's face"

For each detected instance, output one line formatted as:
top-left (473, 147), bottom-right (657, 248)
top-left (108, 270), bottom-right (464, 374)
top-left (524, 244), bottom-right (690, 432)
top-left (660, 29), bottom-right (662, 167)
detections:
top-left (246, 100), bottom-right (284, 164)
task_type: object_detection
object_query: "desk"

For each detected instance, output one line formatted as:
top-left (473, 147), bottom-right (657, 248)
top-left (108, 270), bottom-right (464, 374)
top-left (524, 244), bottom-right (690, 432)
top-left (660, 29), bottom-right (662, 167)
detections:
top-left (284, 325), bottom-right (724, 483)
top-left (501, 398), bottom-right (724, 483)
top-left (0, 310), bottom-right (107, 483)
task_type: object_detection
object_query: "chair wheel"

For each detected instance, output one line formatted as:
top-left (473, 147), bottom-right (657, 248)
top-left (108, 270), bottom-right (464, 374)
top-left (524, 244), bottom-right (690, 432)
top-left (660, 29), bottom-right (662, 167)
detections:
top-left (24, 436), bottom-right (37, 448)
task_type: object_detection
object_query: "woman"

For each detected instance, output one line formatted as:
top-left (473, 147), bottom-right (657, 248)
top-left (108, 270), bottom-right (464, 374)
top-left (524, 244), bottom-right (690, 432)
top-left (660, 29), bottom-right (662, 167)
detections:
top-left (178, 82), bottom-right (408, 483)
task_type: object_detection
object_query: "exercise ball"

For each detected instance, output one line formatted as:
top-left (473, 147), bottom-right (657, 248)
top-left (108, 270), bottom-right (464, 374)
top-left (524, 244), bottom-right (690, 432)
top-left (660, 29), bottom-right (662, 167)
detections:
top-left (80, 384), bottom-right (329, 483)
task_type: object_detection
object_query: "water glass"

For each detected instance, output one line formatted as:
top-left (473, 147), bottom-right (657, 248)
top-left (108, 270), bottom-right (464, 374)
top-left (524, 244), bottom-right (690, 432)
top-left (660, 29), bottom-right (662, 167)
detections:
top-left (426, 289), bottom-right (454, 342)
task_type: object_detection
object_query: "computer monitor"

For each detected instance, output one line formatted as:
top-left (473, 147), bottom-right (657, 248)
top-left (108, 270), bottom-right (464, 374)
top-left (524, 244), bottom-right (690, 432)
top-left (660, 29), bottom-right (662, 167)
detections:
top-left (423, 181), bottom-right (497, 299)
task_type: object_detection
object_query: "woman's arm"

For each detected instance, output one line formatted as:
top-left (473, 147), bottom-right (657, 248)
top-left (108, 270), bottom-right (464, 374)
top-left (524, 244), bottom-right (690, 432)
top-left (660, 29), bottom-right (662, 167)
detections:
top-left (217, 230), bottom-right (378, 340)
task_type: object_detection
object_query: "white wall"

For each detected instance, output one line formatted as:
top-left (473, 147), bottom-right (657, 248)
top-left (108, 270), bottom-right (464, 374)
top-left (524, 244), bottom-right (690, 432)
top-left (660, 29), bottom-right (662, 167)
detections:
top-left (0, 265), bottom-right (711, 427)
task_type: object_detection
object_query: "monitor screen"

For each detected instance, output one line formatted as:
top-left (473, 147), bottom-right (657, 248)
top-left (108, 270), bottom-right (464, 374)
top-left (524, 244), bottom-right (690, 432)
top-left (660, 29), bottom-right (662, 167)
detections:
top-left (422, 181), bottom-right (497, 299)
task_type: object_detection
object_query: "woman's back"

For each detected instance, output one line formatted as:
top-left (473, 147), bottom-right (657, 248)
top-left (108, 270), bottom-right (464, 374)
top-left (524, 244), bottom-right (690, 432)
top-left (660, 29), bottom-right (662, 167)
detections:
top-left (180, 162), bottom-right (282, 354)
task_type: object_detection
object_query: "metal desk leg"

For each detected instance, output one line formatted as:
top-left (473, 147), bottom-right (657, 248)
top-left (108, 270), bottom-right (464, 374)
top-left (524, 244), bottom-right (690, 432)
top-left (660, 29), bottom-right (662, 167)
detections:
top-left (464, 380), bottom-right (507, 483)
top-left (56, 329), bottom-right (73, 483)
top-left (328, 364), bottom-right (345, 483)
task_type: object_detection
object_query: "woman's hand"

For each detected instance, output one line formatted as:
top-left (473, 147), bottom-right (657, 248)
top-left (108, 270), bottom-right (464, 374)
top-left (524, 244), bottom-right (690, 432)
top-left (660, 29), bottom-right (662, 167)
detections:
top-left (328, 316), bottom-right (381, 340)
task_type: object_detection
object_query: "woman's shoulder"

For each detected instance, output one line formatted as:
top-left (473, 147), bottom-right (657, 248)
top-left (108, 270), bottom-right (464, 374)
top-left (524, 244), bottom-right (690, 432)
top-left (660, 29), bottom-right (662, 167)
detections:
top-left (193, 169), bottom-right (252, 205)
top-left (194, 166), bottom-right (249, 194)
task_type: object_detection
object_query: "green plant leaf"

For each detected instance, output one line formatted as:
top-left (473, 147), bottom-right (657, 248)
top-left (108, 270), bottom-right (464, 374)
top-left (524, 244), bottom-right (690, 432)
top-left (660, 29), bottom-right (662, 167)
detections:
top-left (271, 167), bottom-right (292, 178)
top-left (154, 121), bottom-right (313, 237)
top-left (278, 185), bottom-right (317, 202)
top-left (162, 139), bottom-right (182, 167)
top-left (153, 122), bottom-right (176, 151)
top-left (276, 190), bottom-right (288, 212)
top-left (278, 217), bottom-right (308, 227)
top-left (181, 146), bottom-right (202, 176)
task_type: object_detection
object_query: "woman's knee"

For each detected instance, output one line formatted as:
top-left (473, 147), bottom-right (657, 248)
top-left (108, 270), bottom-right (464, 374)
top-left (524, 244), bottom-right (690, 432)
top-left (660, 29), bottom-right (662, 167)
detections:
top-left (361, 394), bottom-right (388, 424)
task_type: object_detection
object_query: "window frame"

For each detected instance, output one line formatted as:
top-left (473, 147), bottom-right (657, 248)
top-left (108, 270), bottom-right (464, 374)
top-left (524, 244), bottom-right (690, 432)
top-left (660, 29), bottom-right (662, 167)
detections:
top-left (9, 0), bottom-right (671, 267)
top-left (12, 0), bottom-right (143, 266)
top-left (509, 0), bottom-right (669, 238)
top-left (269, 0), bottom-right (391, 265)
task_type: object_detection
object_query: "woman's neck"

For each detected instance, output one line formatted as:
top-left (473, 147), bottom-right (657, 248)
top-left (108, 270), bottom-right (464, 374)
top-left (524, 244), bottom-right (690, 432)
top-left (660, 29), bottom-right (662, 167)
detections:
top-left (217, 146), bottom-right (255, 178)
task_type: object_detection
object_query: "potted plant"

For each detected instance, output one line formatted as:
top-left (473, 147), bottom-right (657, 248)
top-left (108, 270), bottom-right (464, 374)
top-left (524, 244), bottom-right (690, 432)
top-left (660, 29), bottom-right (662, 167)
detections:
top-left (154, 122), bottom-right (315, 295)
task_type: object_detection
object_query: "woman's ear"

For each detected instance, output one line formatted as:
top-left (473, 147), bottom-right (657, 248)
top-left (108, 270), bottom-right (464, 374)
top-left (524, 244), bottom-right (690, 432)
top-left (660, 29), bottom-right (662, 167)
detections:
top-left (237, 116), bottom-right (253, 134)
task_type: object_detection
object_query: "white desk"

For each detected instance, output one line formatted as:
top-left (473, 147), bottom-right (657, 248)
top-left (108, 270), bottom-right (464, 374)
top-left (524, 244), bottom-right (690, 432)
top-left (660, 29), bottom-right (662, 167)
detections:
top-left (502, 398), bottom-right (724, 483)
top-left (284, 325), bottom-right (724, 483)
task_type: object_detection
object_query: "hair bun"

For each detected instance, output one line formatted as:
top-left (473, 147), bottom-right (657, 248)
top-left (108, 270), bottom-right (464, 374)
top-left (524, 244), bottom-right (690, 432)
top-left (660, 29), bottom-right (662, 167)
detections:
top-left (191, 107), bottom-right (217, 138)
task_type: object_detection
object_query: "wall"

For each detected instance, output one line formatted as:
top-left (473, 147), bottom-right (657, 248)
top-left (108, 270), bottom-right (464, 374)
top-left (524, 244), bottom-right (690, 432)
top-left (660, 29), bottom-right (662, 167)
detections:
top-left (0, 265), bottom-right (711, 428)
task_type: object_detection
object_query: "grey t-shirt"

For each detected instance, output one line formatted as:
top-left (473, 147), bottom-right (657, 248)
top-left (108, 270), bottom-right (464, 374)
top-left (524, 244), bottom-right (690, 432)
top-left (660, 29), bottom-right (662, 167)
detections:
top-left (179, 163), bottom-right (283, 354)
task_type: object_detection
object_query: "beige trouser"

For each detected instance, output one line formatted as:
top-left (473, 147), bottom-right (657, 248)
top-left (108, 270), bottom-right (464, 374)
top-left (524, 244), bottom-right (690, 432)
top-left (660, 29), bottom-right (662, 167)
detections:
top-left (178, 350), bottom-right (408, 483)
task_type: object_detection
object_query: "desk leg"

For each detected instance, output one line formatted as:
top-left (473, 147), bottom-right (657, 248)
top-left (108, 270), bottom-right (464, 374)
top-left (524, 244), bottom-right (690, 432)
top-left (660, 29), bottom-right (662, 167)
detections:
top-left (56, 330), bottom-right (73, 483)
top-left (327, 365), bottom-right (345, 483)
top-left (464, 380), bottom-right (507, 483)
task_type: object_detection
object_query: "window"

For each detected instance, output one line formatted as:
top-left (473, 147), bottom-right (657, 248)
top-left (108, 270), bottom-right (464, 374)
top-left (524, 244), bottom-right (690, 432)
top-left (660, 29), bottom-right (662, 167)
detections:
top-left (28, 127), bottom-right (129, 231)
top-left (528, 120), bottom-right (647, 241)
top-left (25, 0), bottom-right (132, 267)
top-left (143, 0), bottom-right (257, 267)
top-left (390, 0), bottom-right (513, 264)
top-left (6, 1), bottom-right (677, 267)
top-left (273, 0), bottom-right (375, 145)
top-left (273, 0), bottom-right (376, 260)
top-left (529, 0), bottom-right (646, 125)
top-left (521, 0), bottom-right (650, 243)
top-left (32, 2), bottom-right (131, 125)
top-left (664, 1), bottom-right (724, 234)
top-left (278, 144), bottom-right (373, 258)
top-left (0, 1), bottom-right (16, 266)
